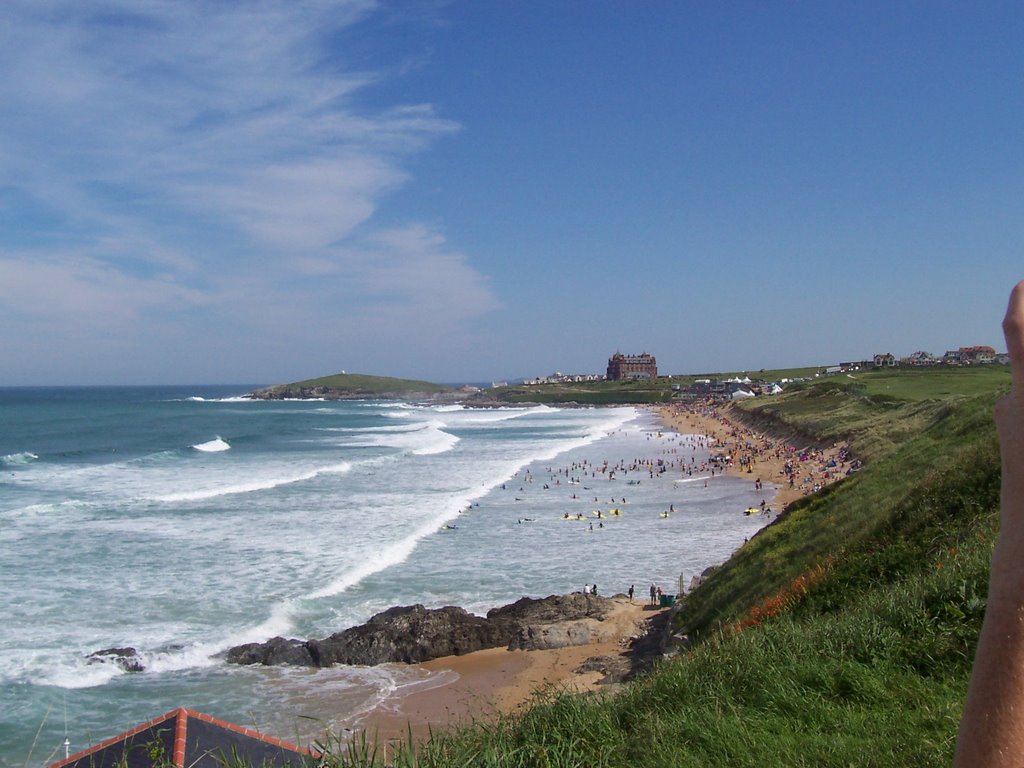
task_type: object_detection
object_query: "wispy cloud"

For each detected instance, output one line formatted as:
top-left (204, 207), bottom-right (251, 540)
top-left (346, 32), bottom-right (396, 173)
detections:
top-left (0, 0), bottom-right (497, 382)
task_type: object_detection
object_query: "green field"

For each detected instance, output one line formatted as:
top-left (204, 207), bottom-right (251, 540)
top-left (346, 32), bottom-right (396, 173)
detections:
top-left (313, 364), bottom-right (1008, 767)
top-left (480, 378), bottom-right (678, 405)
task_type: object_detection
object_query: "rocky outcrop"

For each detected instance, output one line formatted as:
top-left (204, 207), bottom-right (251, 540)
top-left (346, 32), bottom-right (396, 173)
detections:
top-left (310, 605), bottom-right (510, 666)
top-left (492, 593), bottom-right (615, 651)
top-left (487, 592), bottom-right (609, 628)
top-left (508, 618), bottom-right (617, 651)
top-left (225, 593), bottom-right (617, 668)
top-left (87, 646), bottom-right (145, 673)
top-left (226, 636), bottom-right (315, 666)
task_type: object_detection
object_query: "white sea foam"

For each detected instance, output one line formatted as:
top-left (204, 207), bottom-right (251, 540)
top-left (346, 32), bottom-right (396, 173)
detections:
top-left (192, 437), bottom-right (231, 452)
top-left (185, 395), bottom-right (255, 403)
top-left (674, 475), bottom-right (713, 485)
top-left (300, 434), bottom-right (601, 604)
top-left (1, 499), bottom-right (95, 521)
top-left (36, 658), bottom-right (126, 690)
top-left (304, 489), bottom-right (485, 603)
top-left (1, 451), bottom-right (39, 466)
top-left (381, 410), bottom-right (416, 420)
top-left (317, 423), bottom-right (424, 434)
top-left (305, 531), bottom-right (432, 601)
top-left (411, 423), bottom-right (460, 455)
top-left (153, 461), bottom-right (352, 502)
top-left (329, 420), bottom-right (460, 456)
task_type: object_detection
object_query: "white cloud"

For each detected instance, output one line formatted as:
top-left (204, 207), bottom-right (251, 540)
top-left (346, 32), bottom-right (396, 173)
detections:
top-left (0, 1), bottom-right (496, 382)
top-left (0, 254), bottom-right (209, 325)
top-left (195, 157), bottom-right (406, 251)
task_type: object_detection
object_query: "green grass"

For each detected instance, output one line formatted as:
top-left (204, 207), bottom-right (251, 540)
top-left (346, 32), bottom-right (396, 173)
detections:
top-left (686, 365), bottom-right (822, 382)
top-left (297, 364), bottom-right (1010, 767)
top-left (258, 372), bottom-right (451, 397)
top-left (852, 365), bottom-right (1010, 400)
top-left (485, 379), bottom-right (677, 405)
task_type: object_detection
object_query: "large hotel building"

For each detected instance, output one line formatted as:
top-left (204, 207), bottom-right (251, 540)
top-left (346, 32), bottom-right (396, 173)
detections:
top-left (606, 352), bottom-right (658, 380)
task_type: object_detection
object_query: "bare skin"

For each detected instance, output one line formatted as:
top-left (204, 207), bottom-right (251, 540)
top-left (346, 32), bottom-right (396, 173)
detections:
top-left (954, 280), bottom-right (1024, 766)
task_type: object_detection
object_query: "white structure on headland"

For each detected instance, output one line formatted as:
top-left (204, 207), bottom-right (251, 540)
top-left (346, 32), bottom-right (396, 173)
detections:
top-left (523, 372), bottom-right (605, 385)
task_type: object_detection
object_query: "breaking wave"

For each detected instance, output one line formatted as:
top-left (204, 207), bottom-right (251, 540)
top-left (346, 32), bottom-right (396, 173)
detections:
top-left (2, 452), bottom-right (38, 466)
top-left (192, 437), bottom-right (231, 453)
top-left (153, 461), bottom-right (352, 502)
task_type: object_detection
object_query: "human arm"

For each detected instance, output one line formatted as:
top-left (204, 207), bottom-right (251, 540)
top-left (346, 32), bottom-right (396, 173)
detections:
top-left (954, 280), bottom-right (1024, 765)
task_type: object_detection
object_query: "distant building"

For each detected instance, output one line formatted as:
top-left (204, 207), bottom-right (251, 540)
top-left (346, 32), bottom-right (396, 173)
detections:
top-left (959, 345), bottom-right (996, 365)
top-left (873, 353), bottom-right (897, 368)
top-left (941, 346), bottom-right (997, 365)
top-left (522, 372), bottom-right (604, 386)
top-left (606, 352), bottom-right (657, 380)
top-left (682, 377), bottom-right (766, 401)
top-left (905, 351), bottom-right (938, 367)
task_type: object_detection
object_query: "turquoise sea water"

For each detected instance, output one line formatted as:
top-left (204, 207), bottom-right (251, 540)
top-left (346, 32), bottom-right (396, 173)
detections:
top-left (0, 387), bottom-right (771, 765)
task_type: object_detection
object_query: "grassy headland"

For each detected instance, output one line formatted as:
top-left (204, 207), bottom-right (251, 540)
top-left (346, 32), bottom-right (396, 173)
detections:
top-left (319, 365), bottom-right (1008, 767)
top-left (248, 372), bottom-right (453, 400)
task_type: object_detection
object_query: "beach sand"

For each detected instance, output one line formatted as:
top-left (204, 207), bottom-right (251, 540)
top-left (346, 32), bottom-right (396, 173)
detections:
top-left (336, 400), bottom-right (851, 749)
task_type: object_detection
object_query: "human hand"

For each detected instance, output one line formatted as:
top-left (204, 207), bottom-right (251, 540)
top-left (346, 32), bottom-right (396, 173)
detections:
top-left (995, 281), bottom-right (1024, 523)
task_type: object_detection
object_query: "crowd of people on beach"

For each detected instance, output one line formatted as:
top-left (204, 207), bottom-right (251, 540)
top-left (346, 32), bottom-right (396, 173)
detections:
top-left (486, 405), bottom-right (853, 529)
top-left (662, 400), bottom-right (854, 501)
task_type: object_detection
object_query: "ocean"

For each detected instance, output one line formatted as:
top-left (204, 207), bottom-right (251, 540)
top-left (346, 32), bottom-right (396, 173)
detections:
top-left (0, 386), bottom-right (771, 765)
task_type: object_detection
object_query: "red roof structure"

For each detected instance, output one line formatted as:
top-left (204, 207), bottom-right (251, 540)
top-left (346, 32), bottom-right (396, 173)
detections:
top-left (48, 707), bottom-right (317, 768)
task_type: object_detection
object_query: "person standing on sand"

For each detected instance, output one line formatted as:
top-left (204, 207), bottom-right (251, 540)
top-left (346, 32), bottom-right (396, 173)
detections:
top-left (956, 281), bottom-right (1024, 766)
top-left (628, 585), bottom-right (634, 602)
top-left (650, 583), bottom-right (657, 605)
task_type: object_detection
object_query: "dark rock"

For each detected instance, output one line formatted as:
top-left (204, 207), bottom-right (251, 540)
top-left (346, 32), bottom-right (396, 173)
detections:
top-left (487, 593), bottom-right (611, 629)
top-left (493, 593), bottom-right (614, 651)
top-left (575, 654), bottom-right (629, 683)
top-left (311, 604), bottom-right (511, 666)
top-left (87, 647), bottom-right (145, 673)
top-left (224, 593), bottom-right (621, 669)
top-left (225, 636), bottom-right (314, 666)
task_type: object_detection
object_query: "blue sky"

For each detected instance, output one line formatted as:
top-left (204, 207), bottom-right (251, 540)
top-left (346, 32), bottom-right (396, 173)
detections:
top-left (1, 1), bottom-right (1021, 385)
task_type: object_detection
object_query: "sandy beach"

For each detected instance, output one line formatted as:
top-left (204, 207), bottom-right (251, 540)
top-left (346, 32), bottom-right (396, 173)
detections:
top-left (341, 398), bottom-right (854, 748)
